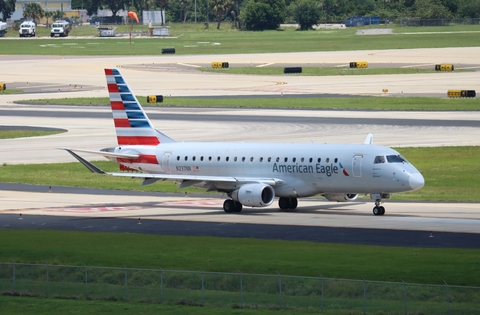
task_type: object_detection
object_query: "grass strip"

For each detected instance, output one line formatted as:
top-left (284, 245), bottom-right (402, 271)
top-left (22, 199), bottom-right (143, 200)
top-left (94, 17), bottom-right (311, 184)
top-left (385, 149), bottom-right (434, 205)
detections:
top-left (1, 230), bottom-right (479, 286)
top-left (17, 97), bottom-right (480, 111)
top-left (1, 24), bottom-right (480, 55)
top-left (199, 67), bottom-right (471, 76)
top-left (0, 147), bottom-right (479, 201)
top-left (0, 130), bottom-right (63, 139)
top-left (0, 295), bottom-right (323, 315)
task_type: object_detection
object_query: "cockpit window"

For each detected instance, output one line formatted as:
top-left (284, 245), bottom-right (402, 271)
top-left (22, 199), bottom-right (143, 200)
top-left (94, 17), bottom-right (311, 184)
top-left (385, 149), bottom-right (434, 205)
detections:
top-left (386, 155), bottom-right (408, 163)
top-left (374, 156), bottom-right (385, 164)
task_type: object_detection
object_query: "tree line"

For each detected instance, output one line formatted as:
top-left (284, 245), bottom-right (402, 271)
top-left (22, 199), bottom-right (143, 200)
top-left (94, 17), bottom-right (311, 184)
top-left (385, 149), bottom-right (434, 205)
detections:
top-left (3, 0), bottom-right (480, 29)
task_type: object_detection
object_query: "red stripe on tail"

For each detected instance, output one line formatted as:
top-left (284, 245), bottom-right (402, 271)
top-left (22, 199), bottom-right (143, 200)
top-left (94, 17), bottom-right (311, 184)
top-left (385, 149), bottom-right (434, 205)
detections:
top-left (114, 119), bottom-right (130, 128)
top-left (107, 84), bottom-right (119, 93)
top-left (110, 101), bottom-right (125, 110)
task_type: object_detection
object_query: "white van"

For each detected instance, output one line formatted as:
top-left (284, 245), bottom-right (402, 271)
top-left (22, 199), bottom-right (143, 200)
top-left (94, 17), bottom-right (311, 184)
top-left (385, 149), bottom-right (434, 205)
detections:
top-left (19, 21), bottom-right (36, 37)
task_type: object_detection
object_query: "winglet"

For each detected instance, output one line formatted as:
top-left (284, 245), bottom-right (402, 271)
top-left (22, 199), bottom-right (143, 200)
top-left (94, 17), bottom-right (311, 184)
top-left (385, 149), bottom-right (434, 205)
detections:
top-left (364, 133), bottom-right (373, 145)
top-left (63, 149), bottom-right (105, 174)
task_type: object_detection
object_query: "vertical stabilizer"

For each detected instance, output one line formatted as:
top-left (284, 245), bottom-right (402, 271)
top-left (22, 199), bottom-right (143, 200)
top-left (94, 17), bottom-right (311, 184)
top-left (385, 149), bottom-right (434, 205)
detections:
top-left (104, 68), bottom-right (175, 145)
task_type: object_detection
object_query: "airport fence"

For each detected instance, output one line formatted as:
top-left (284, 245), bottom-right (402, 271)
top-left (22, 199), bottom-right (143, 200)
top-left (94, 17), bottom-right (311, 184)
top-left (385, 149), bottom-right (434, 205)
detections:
top-left (397, 17), bottom-right (480, 27)
top-left (1, 262), bottom-right (479, 314)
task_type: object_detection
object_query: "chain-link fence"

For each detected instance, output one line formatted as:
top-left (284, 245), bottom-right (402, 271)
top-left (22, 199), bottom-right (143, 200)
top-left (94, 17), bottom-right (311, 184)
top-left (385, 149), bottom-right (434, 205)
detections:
top-left (398, 18), bottom-right (480, 27)
top-left (1, 262), bottom-right (479, 314)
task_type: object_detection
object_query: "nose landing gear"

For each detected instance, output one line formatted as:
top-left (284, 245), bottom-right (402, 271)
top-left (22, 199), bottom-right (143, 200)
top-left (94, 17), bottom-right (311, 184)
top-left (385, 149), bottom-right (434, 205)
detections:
top-left (373, 199), bottom-right (385, 215)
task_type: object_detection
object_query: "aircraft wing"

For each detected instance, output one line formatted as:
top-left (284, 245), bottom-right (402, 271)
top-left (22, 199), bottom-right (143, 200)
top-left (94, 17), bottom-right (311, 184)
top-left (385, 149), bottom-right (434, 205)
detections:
top-left (107, 172), bottom-right (285, 186)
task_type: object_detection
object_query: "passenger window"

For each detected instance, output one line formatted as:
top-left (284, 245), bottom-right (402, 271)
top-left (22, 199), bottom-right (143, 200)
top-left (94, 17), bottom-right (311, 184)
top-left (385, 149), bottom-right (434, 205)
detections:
top-left (177, 156), bottom-right (180, 161)
top-left (276, 157), bottom-right (280, 162)
top-left (242, 157), bottom-right (245, 162)
top-left (309, 158), bottom-right (313, 163)
top-left (326, 158), bottom-right (330, 163)
top-left (208, 156), bottom-right (212, 161)
top-left (317, 158), bottom-right (321, 163)
top-left (374, 156), bottom-right (386, 164)
top-left (192, 156), bottom-right (196, 161)
top-left (292, 157), bottom-right (296, 162)
top-left (260, 157), bottom-right (263, 162)
top-left (268, 157), bottom-right (271, 162)
top-left (301, 158), bottom-right (304, 163)
top-left (226, 157), bottom-right (229, 162)
top-left (201, 156), bottom-right (204, 161)
top-left (250, 157), bottom-right (254, 162)
top-left (217, 156), bottom-right (221, 161)
top-left (284, 157), bottom-right (288, 162)
top-left (234, 157), bottom-right (237, 162)
top-left (185, 156), bottom-right (188, 161)
top-left (334, 158), bottom-right (338, 163)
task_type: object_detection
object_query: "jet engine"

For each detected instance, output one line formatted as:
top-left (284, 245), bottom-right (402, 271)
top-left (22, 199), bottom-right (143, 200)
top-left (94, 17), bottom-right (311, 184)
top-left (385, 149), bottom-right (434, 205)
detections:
top-left (231, 183), bottom-right (275, 207)
top-left (323, 193), bottom-right (358, 202)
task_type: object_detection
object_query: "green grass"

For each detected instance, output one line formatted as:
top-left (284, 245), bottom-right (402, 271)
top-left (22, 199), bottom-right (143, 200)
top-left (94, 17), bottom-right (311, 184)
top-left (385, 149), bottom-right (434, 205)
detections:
top-left (395, 146), bottom-right (480, 201)
top-left (200, 66), bottom-right (471, 76)
top-left (0, 295), bottom-right (329, 315)
top-left (2, 23), bottom-right (480, 55)
top-left (1, 147), bottom-right (479, 201)
top-left (1, 230), bottom-right (479, 286)
top-left (0, 89), bottom-right (23, 95)
top-left (17, 96), bottom-right (480, 111)
top-left (0, 130), bottom-right (64, 139)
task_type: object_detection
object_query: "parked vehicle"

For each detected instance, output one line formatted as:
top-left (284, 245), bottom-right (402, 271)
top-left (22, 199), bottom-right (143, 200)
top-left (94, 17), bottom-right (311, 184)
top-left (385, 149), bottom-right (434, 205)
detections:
top-left (0, 22), bottom-right (7, 37)
top-left (19, 21), bottom-right (36, 37)
top-left (50, 20), bottom-right (72, 37)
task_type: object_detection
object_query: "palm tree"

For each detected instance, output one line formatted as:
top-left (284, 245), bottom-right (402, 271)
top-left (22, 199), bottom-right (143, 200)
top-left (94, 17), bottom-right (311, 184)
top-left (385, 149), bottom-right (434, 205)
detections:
top-left (23, 3), bottom-right (45, 23)
top-left (211, 0), bottom-right (231, 29)
top-left (52, 10), bottom-right (66, 21)
top-left (45, 11), bottom-right (53, 27)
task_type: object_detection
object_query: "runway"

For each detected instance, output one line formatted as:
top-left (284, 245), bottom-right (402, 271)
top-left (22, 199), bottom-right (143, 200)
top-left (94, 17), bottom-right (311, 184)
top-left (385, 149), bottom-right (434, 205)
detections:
top-left (1, 49), bottom-right (479, 247)
top-left (1, 184), bottom-right (479, 248)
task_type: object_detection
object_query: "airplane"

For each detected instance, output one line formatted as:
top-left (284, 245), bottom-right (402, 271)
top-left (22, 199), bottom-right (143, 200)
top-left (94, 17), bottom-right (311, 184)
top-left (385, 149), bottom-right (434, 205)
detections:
top-left (61, 68), bottom-right (425, 216)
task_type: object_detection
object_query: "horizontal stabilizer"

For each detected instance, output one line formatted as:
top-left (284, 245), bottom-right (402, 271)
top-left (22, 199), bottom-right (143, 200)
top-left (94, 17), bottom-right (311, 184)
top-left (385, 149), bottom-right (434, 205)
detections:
top-left (58, 148), bottom-right (139, 159)
top-left (63, 149), bottom-right (105, 174)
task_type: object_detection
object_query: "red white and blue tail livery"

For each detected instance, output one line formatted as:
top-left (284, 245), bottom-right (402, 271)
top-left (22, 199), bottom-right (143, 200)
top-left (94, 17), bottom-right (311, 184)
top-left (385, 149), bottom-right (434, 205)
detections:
top-left (62, 68), bottom-right (424, 215)
top-left (105, 68), bottom-right (175, 146)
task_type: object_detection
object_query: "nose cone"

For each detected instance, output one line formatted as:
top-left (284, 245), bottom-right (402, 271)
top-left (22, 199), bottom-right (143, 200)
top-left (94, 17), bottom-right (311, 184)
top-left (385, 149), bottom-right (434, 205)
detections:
top-left (409, 172), bottom-right (425, 191)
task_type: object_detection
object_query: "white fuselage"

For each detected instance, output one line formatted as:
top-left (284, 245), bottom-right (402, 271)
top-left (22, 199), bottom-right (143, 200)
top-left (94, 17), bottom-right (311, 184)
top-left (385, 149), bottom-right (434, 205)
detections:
top-left (111, 142), bottom-right (422, 198)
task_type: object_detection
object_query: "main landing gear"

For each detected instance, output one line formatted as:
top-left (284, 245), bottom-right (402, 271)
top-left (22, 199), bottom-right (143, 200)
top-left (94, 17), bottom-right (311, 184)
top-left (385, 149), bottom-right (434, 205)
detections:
top-left (278, 197), bottom-right (298, 210)
top-left (373, 199), bottom-right (385, 216)
top-left (223, 199), bottom-right (243, 213)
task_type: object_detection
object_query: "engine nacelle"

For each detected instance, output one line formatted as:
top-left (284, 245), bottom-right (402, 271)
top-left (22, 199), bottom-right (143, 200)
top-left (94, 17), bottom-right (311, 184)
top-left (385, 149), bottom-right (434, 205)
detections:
top-left (231, 183), bottom-right (275, 207)
top-left (324, 193), bottom-right (358, 202)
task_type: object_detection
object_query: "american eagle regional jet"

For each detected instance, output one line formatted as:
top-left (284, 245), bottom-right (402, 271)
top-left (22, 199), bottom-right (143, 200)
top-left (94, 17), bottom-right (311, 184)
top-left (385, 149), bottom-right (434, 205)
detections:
top-left (62, 68), bottom-right (424, 215)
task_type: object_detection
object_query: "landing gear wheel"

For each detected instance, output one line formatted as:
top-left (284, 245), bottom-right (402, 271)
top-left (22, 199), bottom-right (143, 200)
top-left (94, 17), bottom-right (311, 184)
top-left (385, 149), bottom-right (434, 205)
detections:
top-left (288, 198), bottom-right (298, 210)
top-left (279, 197), bottom-right (298, 210)
top-left (279, 197), bottom-right (289, 210)
top-left (379, 206), bottom-right (385, 215)
top-left (233, 201), bottom-right (243, 213)
top-left (373, 206), bottom-right (386, 216)
top-left (372, 198), bottom-right (386, 216)
top-left (223, 199), bottom-right (234, 213)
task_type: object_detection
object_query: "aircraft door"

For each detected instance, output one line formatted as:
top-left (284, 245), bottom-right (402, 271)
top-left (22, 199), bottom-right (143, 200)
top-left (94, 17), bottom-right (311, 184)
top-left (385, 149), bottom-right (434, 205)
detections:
top-left (162, 152), bottom-right (172, 174)
top-left (352, 155), bottom-right (362, 177)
